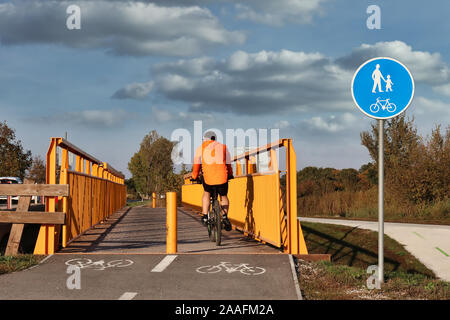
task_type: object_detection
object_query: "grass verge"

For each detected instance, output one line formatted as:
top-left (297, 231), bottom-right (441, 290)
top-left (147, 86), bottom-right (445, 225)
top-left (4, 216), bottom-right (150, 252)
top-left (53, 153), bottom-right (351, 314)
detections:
top-left (298, 222), bottom-right (450, 300)
top-left (0, 255), bottom-right (45, 275)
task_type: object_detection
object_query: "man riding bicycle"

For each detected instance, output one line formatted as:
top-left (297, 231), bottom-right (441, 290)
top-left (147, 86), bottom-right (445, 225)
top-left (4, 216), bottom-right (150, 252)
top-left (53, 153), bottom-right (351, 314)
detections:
top-left (192, 131), bottom-right (233, 231)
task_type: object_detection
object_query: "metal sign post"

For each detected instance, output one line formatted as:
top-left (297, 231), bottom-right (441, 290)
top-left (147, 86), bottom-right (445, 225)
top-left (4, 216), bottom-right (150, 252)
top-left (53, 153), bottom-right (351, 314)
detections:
top-left (378, 119), bottom-right (384, 283)
top-left (352, 57), bottom-right (414, 286)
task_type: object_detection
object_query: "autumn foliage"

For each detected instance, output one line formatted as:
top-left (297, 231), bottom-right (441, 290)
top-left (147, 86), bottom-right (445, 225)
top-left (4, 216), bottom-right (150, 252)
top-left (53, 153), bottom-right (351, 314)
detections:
top-left (298, 115), bottom-right (450, 221)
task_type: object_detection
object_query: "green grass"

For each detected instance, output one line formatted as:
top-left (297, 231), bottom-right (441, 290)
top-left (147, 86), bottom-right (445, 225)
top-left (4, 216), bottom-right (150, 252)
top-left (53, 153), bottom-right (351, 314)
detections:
top-left (301, 221), bottom-right (434, 276)
top-left (298, 222), bottom-right (450, 300)
top-left (0, 255), bottom-right (44, 275)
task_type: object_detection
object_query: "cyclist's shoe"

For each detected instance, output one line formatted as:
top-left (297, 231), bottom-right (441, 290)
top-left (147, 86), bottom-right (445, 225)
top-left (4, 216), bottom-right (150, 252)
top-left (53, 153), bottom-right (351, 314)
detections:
top-left (201, 214), bottom-right (208, 226)
top-left (222, 215), bottom-right (232, 231)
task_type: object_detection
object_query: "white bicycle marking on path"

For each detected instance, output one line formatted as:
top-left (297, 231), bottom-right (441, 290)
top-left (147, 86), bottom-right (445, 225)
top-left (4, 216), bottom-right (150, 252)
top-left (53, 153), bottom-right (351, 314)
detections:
top-left (196, 262), bottom-right (266, 275)
top-left (65, 258), bottom-right (134, 271)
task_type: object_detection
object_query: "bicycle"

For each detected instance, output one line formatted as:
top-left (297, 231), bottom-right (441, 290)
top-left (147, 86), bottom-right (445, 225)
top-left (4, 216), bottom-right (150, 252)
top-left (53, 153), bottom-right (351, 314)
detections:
top-left (191, 176), bottom-right (232, 246)
top-left (370, 97), bottom-right (396, 113)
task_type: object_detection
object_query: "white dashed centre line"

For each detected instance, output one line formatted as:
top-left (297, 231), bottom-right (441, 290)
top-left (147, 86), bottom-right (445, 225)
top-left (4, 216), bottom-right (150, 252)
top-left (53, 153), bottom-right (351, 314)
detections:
top-left (151, 255), bottom-right (178, 272)
top-left (118, 292), bottom-right (137, 300)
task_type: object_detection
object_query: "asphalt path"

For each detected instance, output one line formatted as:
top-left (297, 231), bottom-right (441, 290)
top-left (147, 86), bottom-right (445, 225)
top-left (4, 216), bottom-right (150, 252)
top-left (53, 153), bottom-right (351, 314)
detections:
top-left (1, 205), bottom-right (302, 300)
top-left (0, 253), bottom-right (301, 300)
top-left (300, 217), bottom-right (450, 282)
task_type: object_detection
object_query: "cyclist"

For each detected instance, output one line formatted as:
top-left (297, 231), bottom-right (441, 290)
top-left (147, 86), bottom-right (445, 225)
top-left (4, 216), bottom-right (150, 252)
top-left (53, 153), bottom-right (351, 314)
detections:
top-left (192, 131), bottom-right (233, 231)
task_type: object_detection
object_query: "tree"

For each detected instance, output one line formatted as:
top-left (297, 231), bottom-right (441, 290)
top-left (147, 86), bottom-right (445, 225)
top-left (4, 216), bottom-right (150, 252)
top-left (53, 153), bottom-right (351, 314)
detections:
top-left (360, 115), bottom-right (449, 204)
top-left (358, 162), bottom-right (377, 188)
top-left (0, 121), bottom-right (32, 179)
top-left (125, 178), bottom-right (138, 199)
top-left (26, 155), bottom-right (46, 183)
top-left (417, 125), bottom-right (450, 202)
top-left (336, 168), bottom-right (360, 192)
top-left (128, 130), bottom-right (178, 198)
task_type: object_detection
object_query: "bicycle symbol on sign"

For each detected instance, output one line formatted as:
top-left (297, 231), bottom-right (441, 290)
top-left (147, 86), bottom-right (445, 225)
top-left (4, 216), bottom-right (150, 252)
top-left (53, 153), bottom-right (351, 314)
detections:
top-left (196, 262), bottom-right (266, 275)
top-left (65, 258), bottom-right (134, 271)
top-left (370, 97), bottom-right (397, 113)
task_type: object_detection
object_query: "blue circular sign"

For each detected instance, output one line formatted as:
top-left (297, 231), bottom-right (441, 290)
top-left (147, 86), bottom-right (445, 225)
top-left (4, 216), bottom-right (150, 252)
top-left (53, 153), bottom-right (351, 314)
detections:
top-left (351, 57), bottom-right (414, 119)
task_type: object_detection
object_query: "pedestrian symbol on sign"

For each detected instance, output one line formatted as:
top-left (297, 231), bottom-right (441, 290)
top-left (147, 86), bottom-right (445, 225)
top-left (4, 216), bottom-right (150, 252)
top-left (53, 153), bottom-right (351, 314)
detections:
top-left (371, 64), bottom-right (394, 93)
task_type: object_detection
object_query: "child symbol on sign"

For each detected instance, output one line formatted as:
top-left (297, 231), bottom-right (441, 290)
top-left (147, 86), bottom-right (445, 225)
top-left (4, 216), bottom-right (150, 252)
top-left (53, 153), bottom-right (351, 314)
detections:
top-left (385, 75), bottom-right (394, 92)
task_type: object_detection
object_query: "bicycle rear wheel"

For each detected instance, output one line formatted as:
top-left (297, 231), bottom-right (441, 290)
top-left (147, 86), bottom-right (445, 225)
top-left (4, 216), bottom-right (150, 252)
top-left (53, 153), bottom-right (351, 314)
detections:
top-left (214, 199), bottom-right (221, 246)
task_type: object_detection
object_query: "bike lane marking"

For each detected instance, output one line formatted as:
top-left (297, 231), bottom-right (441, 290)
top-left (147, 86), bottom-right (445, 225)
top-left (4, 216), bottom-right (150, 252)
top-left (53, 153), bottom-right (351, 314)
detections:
top-left (64, 258), bottom-right (134, 270)
top-left (435, 247), bottom-right (449, 257)
top-left (196, 262), bottom-right (266, 275)
top-left (151, 255), bottom-right (177, 272)
top-left (412, 231), bottom-right (425, 239)
top-left (118, 292), bottom-right (138, 300)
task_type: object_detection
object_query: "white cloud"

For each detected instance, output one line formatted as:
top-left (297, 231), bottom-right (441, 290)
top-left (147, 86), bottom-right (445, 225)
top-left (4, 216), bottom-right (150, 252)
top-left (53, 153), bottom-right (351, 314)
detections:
top-left (274, 120), bottom-right (290, 129)
top-left (234, 0), bottom-right (328, 26)
top-left (337, 41), bottom-right (450, 87)
top-left (151, 106), bottom-right (214, 124)
top-left (0, 1), bottom-right (245, 57)
top-left (112, 81), bottom-right (154, 100)
top-left (69, 109), bottom-right (130, 127)
top-left (152, 107), bottom-right (174, 122)
top-left (149, 41), bottom-right (450, 116)
top-left (153, 49), bottom-right (353, 115)
top-left (33, 109), bottom-right (131, 128)
top-left (106, 0), bottom-right (329, 26)
top-left (228, 50), bottom-right (250, 71)
top-left (412, 96), bottom-right (450, 117)
top-left (303, 113), bottom-right (357, 133)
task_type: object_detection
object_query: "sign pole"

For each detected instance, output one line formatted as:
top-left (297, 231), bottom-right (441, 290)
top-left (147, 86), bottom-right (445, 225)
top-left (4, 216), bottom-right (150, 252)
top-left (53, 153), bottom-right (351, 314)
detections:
top-left (352, 57), bottom-right (414, 287)
top-left (378, 119), bottom-right (384, 284)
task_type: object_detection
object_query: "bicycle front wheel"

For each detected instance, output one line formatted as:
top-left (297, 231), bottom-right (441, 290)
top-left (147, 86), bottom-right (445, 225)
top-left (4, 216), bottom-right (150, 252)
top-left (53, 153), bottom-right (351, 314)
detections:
top-left (240, 267), bottom-right (266, 276)
top-left (107, 260), bottom-right (134, 268)
top-left (208, 209), bottom-right (215, 242)
top-left (387, 103), bottom-right (396, 112)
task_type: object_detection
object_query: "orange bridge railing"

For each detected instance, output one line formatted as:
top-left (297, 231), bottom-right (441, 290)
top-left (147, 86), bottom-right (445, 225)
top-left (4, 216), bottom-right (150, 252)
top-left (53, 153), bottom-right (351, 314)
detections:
top-left (34, 138), bottom-right (126, 254)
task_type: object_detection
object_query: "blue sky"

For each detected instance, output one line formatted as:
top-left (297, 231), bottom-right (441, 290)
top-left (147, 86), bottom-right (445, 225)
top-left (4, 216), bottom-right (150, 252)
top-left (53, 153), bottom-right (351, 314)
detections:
top-left (0, 0), bottom-right (449, 177)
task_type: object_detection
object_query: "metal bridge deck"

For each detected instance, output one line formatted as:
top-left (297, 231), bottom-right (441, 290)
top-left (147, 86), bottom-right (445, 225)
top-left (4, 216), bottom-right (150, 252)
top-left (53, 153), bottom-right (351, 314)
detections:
top-left (58, 205), bottom-right (282, 254)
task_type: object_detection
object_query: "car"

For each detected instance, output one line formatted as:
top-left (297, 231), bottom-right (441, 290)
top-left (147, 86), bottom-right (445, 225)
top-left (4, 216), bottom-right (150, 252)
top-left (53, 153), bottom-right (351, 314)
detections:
top-left (0, 177), bottom-right (22, 201)
top-left (0, 177), bottom-right (23, 252)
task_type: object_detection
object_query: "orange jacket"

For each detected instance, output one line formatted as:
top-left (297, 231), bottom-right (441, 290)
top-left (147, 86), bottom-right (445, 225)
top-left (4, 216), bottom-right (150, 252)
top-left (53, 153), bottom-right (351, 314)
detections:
top-left (192, 140), bottom-right (233, 185)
